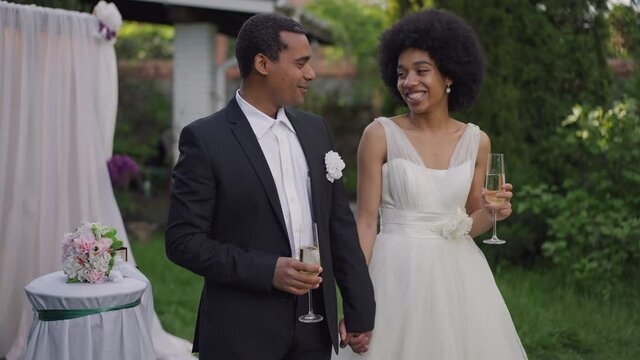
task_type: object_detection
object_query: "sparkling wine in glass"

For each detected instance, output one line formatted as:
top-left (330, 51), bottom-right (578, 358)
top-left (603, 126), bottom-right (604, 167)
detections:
top-left (299, 223), bottom-right (323, 323)
top-left (483, 153), bottom-right (506, 245)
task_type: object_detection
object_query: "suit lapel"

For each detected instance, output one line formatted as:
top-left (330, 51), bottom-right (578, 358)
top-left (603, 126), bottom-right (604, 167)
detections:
top-left (227, 99), bottom-right (289, 239)
top-left (287, 109), bottom-right (323, 224)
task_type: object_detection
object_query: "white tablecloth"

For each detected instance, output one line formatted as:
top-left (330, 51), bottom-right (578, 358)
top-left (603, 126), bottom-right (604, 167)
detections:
top-left (22, 271), bottom-right (155, 360)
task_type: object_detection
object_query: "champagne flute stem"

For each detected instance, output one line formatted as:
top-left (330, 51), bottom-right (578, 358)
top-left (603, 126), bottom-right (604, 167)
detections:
top-left (308, 289), bottom-right (314, 315)
top-left (492, 211), bottom-right (498, 239)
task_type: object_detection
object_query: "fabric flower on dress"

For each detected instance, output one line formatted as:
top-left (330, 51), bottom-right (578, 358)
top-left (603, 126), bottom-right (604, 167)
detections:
top-left (433, 207), bottom-right (473, 241)
top-left (325, 150), bottom-right (345, 183)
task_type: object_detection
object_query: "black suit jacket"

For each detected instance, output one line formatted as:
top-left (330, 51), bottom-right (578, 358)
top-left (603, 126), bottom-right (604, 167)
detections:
top-left (165, 98), bottom-right (375, 358)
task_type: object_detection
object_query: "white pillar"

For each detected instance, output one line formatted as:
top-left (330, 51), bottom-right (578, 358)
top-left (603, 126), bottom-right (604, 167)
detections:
top-left (214, 57), bottom-right (237, 112)
top-left (172, 23), bottom-right (217, 163)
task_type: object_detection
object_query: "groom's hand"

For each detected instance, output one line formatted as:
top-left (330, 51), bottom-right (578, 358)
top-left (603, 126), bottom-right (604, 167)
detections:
top-left (339, 319), bottom-right (371, 354)
top-left (349, 332), bottom-right (371, 354)
top-left (272, 257), bottom-right (322, 296)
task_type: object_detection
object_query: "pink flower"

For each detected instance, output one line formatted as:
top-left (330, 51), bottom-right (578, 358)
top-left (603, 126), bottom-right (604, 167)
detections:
top-left (96, 237), bottom-right (113, 253)
top-left (73, 236), bottom-right (96, 255)
top-left (86, 269), bottom-right (106, 284)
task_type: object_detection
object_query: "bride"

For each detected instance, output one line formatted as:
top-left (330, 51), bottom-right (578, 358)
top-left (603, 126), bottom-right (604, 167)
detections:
top-left (338, 9), bottom-right (527, 359)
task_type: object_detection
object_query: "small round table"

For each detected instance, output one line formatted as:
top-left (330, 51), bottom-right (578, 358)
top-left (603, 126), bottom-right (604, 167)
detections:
top-left (22, 271), bottom-right (155, 360)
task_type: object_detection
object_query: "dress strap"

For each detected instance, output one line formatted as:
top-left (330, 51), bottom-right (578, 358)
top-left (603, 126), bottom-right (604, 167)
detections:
top-left (449, 123), bottom-right (480, 168)
top-left (375, 117), bottom-right (424, 166)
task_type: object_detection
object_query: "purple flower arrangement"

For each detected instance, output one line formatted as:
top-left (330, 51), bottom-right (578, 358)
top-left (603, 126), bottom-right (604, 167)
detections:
top-left (107, 154), bottom-right (140, 188)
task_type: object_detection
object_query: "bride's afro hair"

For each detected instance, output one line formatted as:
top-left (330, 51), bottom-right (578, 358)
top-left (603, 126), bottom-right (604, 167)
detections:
top-left (378, 9), bottom-right (485, 112)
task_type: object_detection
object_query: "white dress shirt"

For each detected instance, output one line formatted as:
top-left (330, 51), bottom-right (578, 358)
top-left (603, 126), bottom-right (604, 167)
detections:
top-left (235, 91), bottom-right (314, 259)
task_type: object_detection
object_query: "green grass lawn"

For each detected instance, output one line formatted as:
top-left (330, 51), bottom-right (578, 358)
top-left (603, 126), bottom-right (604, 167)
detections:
top-left (132, 233), bottom-right (640, 359)
top-left (130, 234), bottom-right (202, 340)
top-left (495, 266), bottom-right (640, 360)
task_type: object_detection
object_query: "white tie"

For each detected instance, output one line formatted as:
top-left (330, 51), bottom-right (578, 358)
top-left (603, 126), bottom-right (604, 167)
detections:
top-left (272, 121), bottom-right (302, 258)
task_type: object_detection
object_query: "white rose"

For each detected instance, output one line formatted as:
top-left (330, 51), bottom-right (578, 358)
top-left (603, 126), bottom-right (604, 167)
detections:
top-left (77, 267), bottom-right (92, 283)
top-left (89, 252), bottom-right (111, 271)
top-left (62, 257), bottom-right (78, 278)
top-left (325, 151), bottom-right (345, 183)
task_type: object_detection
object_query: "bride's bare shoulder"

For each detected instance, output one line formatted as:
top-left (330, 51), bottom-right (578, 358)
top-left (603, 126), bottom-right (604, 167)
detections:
top-left (359, 118), bottom-right (388, 160)
top-left (363, 118), bottom-right (386, 138)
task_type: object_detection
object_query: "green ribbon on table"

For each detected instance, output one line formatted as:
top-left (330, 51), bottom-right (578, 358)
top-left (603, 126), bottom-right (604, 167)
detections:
top-left (36, 298), bottom-right (142, 321)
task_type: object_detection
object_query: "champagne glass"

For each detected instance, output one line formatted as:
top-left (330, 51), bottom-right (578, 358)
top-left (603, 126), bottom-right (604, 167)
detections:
top-left (299, 222), bottom-right (323, 323)
top-left (483, 153), bottom-right (506, 245)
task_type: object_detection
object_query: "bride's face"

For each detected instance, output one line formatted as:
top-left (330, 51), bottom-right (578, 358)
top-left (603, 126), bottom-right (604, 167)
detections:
top-left (396, 48), bottom-right (451, 114)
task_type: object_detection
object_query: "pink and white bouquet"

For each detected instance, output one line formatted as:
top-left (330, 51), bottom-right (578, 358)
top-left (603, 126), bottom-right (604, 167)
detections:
top-left (62, 223), bottom-right (124, 283)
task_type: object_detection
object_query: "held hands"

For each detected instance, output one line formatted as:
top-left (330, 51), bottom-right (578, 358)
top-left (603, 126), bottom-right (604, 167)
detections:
top-left (339, 319), bottom-right (371, 355)
top-left (272, 257), bottom-right (322, 296)
top-left (481, 183), bottom-right (514, 221)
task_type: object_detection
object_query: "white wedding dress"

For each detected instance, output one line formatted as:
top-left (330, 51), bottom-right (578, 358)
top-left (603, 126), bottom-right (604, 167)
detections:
top-left (337, 117), bottom-right (527, 360)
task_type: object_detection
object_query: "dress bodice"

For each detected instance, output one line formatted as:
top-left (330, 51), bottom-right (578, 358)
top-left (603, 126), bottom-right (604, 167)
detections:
top-left (377, 117), bottom-right (480, 231)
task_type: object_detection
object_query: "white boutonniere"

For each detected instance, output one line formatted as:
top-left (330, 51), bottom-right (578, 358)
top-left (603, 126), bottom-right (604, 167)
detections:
top-left (324, 150), bottom-right (345, 183)
top-left (432, 207), bottom-right (473, 241)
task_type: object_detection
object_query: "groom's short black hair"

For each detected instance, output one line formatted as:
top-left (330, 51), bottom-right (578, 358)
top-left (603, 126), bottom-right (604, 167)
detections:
top-left (378, 9), bottom-right (485, 111)
top-left (236, 13), bottom-right (308, 79)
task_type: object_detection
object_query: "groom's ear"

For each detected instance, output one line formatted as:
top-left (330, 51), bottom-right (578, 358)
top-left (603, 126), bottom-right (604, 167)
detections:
top-left (254, 54), bottom-right (269, 76)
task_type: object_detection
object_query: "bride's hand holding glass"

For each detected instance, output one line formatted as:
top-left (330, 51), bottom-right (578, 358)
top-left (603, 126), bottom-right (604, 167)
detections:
top-left (482, 153), bottom-right (513, 245)
top-left (481, 181), bottom-right (513, 245)
top-left (482, 183), bottom-right (513, 221)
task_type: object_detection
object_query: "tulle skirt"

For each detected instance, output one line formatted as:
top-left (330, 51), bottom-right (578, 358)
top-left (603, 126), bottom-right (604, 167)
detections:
top-left (336, 233), bottom-right (527, 360)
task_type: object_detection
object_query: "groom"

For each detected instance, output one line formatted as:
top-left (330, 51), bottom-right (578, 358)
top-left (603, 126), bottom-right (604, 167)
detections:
top-left (165, 13), bottom-right (375, 360)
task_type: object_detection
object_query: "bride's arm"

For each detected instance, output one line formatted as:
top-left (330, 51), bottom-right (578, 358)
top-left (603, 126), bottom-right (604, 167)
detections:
top-left (466, 131), bottom-right (513, 237)
top-left (356, 121), bottom-right (386, 265)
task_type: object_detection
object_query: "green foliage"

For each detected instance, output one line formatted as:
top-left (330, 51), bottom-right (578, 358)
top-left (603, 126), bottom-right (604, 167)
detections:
top-left (608, 4), bottom-right (640, 59)
top-left (496, 266), bottom-right (640, 359)
top-left (608, 4), bottom-right (640, 101)
top-left (115, 22), bottom-right (174, 60)
top-left (518, 98), bottom-right (640, 294)
top-left (130, 232), bottom-right (203, 340)
top-left (305, 0), bottom-right (389, 103)
top-left (102, 227), bottom-right (124, 249)
top-left (114, 76), bottom-right (171, 166)
top-left (387, 0), bottom-right (434, 19)
top-left (301, 91), bottom-right (374, 199)
top-left (113, 188), bottom-right (137, 219)
top-left (436, 0), bottom-right (612, 164)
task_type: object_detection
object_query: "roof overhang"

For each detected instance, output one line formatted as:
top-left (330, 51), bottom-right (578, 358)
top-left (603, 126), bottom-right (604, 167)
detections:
top-left (130, 0), bottom-right (274, 14)
top-left (85, 0), bottom-right (332, 43)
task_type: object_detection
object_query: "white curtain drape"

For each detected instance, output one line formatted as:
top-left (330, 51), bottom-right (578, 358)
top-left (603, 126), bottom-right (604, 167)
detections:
top-left (0, 2), bottom-right (194, 359)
